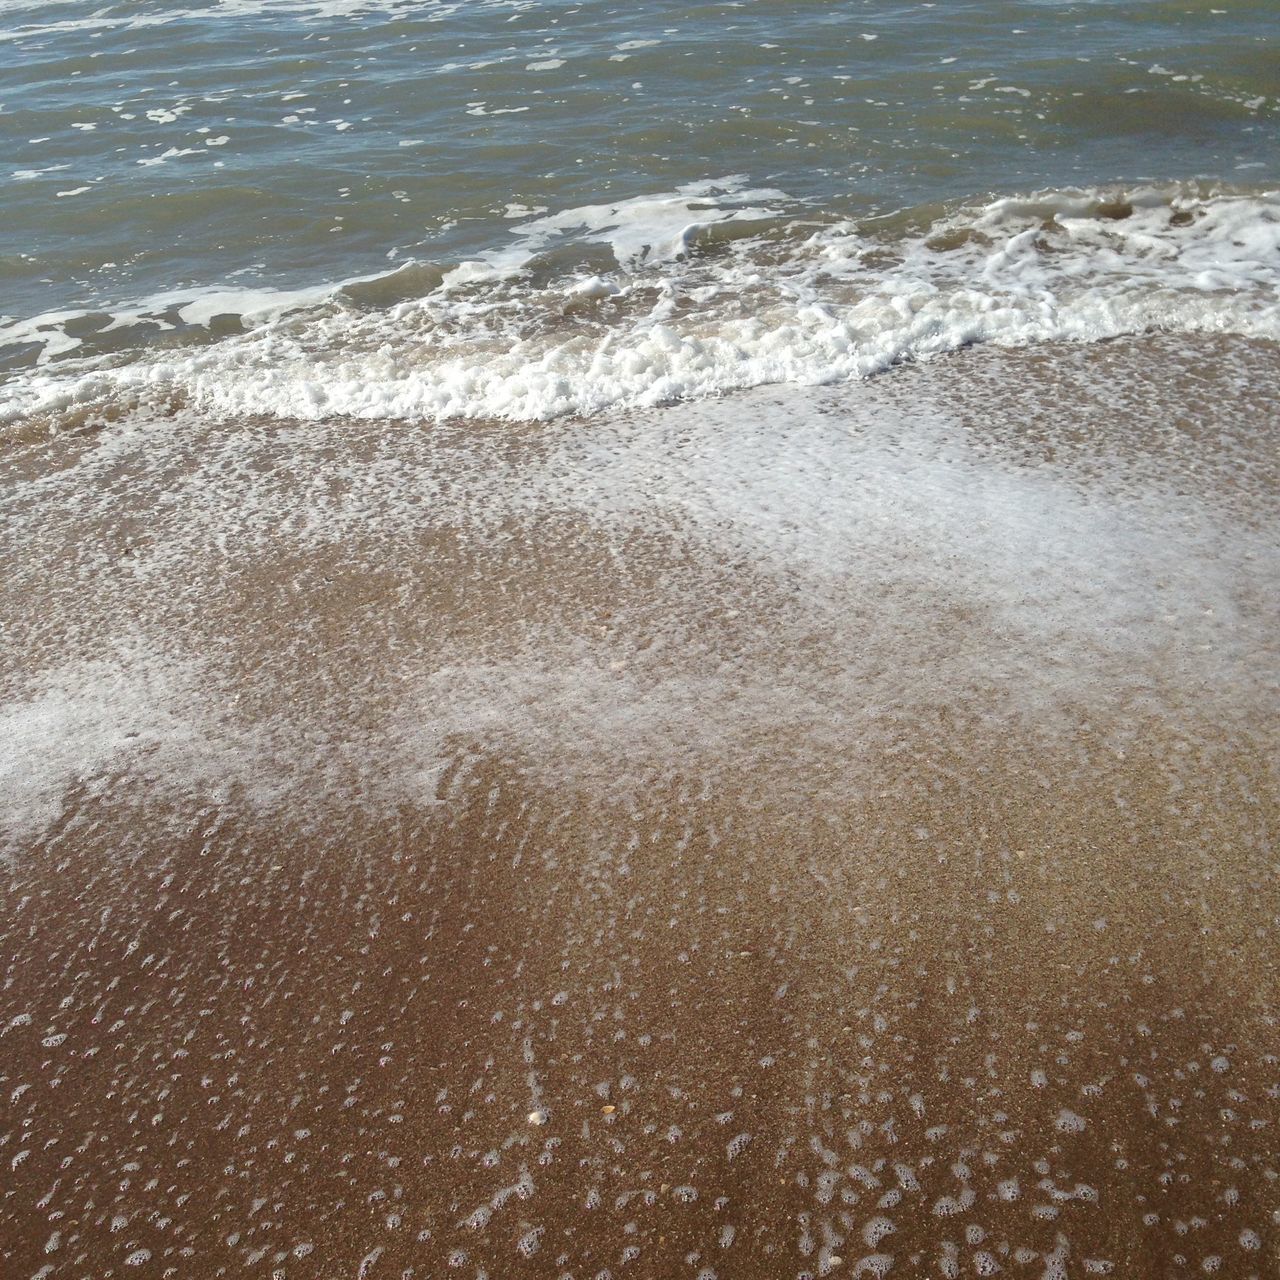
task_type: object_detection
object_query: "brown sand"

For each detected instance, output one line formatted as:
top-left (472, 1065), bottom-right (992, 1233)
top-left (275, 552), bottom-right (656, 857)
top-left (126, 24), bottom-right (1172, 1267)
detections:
top-left (1, 334), bottom-right (1277, 1278)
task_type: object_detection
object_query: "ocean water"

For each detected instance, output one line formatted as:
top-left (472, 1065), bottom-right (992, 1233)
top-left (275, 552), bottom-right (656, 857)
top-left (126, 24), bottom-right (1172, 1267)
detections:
top-left (2, 0), bottom-right (1278, 421)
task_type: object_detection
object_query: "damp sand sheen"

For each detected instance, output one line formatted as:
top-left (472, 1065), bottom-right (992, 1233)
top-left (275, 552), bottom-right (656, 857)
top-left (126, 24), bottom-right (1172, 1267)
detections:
top-left (2, 333), bottom-right (1278, 1277)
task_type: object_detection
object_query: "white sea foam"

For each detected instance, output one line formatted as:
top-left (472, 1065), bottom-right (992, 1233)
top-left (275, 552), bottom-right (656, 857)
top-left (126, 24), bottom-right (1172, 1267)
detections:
top-left (2, 183), bottom-right (1277, 428)
top-left (0, 647), bottom-right (276, 847)
top-left (483, 177), bottom-right (789, 268)
top-left (3, 341), bottom-right (1274, 844)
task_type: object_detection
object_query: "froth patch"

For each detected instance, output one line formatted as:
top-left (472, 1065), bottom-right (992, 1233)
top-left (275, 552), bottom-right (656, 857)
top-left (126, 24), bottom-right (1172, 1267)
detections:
top-left (0, 650), bottom-right (272, 850)
top-left (6, 183), bottom-right (1278, 427)
top-left (2, 340), bottom-right (1275, 840)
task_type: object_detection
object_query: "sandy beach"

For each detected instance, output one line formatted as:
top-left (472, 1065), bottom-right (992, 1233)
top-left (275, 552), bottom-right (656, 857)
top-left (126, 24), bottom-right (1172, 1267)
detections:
top-left (2, 334), bottom-right (1278, 1278)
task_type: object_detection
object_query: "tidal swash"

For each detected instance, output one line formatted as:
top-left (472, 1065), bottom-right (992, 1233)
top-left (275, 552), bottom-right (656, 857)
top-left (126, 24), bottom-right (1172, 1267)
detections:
top-left (1, 3), bottom-right (1279, 1279)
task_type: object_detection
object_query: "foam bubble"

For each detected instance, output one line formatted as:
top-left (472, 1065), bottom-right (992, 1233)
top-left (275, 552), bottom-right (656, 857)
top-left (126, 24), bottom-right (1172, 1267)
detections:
top-left (1055, 1108), bottom-right (1087, 1133)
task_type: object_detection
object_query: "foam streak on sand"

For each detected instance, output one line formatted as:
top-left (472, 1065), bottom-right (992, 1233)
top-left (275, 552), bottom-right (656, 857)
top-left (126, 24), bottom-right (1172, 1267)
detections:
top-left (1, 334), bottom-right (1278, 1275)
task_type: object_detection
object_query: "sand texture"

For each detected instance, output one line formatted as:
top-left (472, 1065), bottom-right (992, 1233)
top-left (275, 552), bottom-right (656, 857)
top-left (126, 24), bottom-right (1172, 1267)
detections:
top-left (2, 335), bottom-right (1278, 1278)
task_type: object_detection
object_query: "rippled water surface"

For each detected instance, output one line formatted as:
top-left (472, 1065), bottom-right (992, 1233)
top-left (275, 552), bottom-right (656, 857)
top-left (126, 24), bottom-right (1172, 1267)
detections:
top-left (3, 0), bottom-right (1277, 351)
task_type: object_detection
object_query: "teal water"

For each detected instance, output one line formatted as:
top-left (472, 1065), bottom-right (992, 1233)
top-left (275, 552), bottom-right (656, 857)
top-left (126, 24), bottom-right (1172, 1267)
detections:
top-left (1, 0), bottom-right (1278, 415)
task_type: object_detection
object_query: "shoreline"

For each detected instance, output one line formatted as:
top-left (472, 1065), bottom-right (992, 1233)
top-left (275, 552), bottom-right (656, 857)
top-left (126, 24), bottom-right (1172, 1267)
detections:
top-left (2, 333), bottom-right (1277, 1277)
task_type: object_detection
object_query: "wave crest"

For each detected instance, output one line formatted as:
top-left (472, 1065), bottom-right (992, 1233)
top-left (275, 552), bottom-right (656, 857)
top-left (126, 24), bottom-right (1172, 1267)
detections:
top-left (3, 180), bottom-right (1278, 427)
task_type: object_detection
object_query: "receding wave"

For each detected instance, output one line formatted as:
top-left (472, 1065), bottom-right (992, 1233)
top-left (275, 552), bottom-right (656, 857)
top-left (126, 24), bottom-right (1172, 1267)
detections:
top-left (3, 179), bottom-right (1278, 427)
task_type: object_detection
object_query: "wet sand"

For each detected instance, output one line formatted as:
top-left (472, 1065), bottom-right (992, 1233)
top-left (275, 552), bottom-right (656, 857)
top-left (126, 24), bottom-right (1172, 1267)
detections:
top-left (2, 335), bottom-right (1278, 1278)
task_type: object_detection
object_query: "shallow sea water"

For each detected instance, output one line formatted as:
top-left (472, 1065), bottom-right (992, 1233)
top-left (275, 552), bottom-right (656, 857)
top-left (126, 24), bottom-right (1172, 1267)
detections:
top-left (1, 1), bottom-right (1279, 1278)
top-left (9, 0), bottom-right (1279, 322)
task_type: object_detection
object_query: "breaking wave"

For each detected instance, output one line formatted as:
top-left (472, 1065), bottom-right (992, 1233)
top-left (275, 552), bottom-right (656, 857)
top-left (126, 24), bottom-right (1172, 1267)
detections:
top-left (3, 178), bottom-right (1278, 427)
